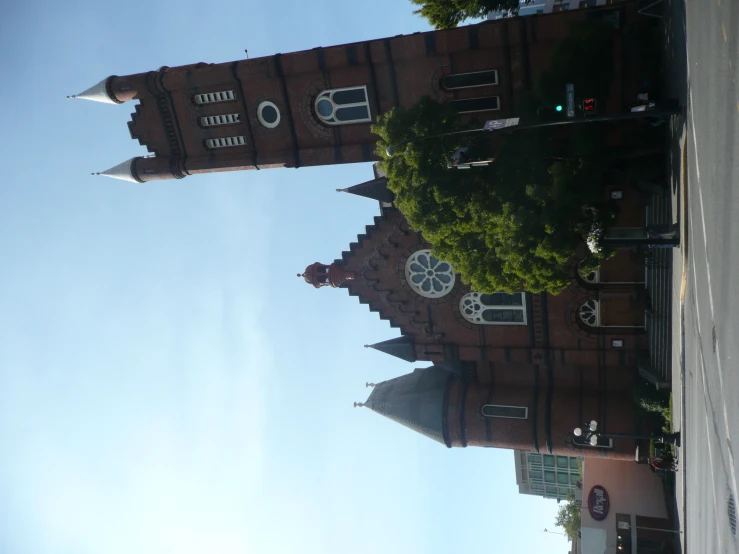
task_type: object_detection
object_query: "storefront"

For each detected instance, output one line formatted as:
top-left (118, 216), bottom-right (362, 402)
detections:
top-left (579, 458), bottom-right (676, 554)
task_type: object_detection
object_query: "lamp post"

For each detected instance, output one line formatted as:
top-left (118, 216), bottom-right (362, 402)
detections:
top-left (573, 420), bottom-right (680, 446)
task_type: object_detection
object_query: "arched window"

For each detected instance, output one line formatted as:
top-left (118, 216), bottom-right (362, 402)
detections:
top-left (481, 405), bottom-right (527, 419)
top-left (315, 86), bottom-right (371, 125)
top-left (452, 96), bottom-right (500, 114)
top-left (404, 249), bottom-right (455, 299)
top-left (194, 90), bottom-right (236, 105)
top-left (200, 113), bottom-right (241, 127)
top-left (578, 264), bottom-right (600, 284)
top-left (459, 292), bottom-right (527, 325)
top-left (442, 70), bottom-right (499, 90)
top-left (205, 136), bottom-right (246, 149)
top-left (579, 300), bottom-right (600, 327)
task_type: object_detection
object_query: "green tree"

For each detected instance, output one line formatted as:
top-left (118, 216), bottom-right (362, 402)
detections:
top-left (555, 493), bottom-right (582, 540)
top-left (410, 0), bottom-right (529, 29)
top-left (373, 97), bottom-right (615, 295)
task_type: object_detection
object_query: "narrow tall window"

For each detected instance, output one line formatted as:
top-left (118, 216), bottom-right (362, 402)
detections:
top-left (200, 113), bottom-right (241, 127)
top-left (459, 292), bottom-right (527, 325)
top-left (194, 90), bottom-right (236, 105)
top-left (452, 96), bottom-right (500, 114)
top-left (481, 405), bottom-right (528, 419)
top-left (205, 136), bottom-right (246, 149)
top-left (442, 70), bottom-right (498, 90)
top-left (315, 86), bottom-right (371, 125)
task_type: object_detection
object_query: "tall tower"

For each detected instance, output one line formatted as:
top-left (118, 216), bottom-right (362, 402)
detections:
top-left (69, 5), bottom-right (636, 182)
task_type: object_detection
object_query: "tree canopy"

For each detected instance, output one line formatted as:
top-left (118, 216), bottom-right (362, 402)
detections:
top-left (373, 97), bottom-right (615, 295)
top-left (410, 0), bottom-right (529, 29)
top-left (555, 493), bottom-right (582, 540)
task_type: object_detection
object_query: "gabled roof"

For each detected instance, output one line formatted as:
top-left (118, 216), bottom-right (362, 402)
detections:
top-left (365, 335), bottom-right (417, 362)
top-left (363, 366), bottom-right (454, 446)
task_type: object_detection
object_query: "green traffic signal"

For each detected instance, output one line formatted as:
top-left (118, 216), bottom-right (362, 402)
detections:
top-left (555, 105), bottom-right (563, 112)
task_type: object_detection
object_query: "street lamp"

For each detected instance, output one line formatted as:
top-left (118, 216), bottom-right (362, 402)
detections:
top-left (573, 420), bottom-right (680, 446)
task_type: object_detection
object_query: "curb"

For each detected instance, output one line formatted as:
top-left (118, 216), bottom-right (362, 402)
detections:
top-left (677, 119), bottom-right (689, 553)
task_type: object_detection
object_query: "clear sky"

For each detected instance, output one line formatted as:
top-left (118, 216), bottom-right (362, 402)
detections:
top-left (0, 1), bottom-right (570, 553)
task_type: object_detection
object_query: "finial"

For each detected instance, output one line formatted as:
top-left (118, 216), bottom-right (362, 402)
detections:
top-left (66, 95), bottom-right (76, 99)
top-left (366, 382), bottom-right (376, 388)
top-left (353, 402), bottom-right (364, 408)
top-left (364, 344), bottom-right (370, 348)
top-left (336, 188), bottom-right (347, 193)
top-left (297, 273), bottom-right (302, 278)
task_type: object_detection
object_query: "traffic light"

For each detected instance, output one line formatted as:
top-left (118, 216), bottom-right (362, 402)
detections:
top-left (555, 105), bottom-right (563, 112)
top-left (583, 98), bottom-right (597, 115)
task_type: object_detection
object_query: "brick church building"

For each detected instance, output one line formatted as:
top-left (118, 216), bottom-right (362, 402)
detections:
top-left (301, 167), bottom-right (651, 462)
top-left (72, 2), bottom-right (660, 460)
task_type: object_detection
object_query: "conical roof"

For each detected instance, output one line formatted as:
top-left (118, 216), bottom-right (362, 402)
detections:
top-left (337, 177), bottom-right (394, 205)
top-left (92, 157), bottom-right (141, 183)
top-left (365, 335), bottom-right (417, 362)
top-left (363, 366), bottom-right (454, 445)
top-left (67, 77), bottom-right (118, 104)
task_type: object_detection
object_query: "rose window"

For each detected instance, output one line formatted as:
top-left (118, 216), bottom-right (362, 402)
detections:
top-left (404, 250), bottom-right (455, 299)
top-left (579, 300), bottom-right (600, 327)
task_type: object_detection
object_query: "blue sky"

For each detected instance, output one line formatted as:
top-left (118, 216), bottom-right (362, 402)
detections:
top-left (0, 1), bottom-right (570, 553)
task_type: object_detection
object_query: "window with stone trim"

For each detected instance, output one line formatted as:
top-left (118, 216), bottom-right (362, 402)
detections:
top-left (315, 86), bottom-right (371, 125)
top-left (481, 404), bottom-right (528, 419)
top-left (459, 292), bottom-right (527, 325)
top-left (194, 90), bottom-right (236, 105)
top-left (579, 299), bottom-right (600, 327)
top-left (442, 70), bottom-right (499, 90)
top-left (404, 249), bottom-right (456, 299)
top-left (452, 96), bottom-right (500, 113)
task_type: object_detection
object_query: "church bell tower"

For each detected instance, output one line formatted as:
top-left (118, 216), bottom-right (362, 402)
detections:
top-left (69, 20), bottom-right (536, 182)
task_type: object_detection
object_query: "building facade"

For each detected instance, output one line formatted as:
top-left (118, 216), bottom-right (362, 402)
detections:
top-left (514, 450), bottom-right (583, 503)
top-left (303, 167), bottom-right (655, 462)
top-left (72, 3), bottom-right (646, 182)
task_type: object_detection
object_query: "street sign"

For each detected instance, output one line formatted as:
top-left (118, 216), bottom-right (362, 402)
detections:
top-left (484, 117), bottom-right (520, 131)
top-left (566, 83), bottom-right (575, 118)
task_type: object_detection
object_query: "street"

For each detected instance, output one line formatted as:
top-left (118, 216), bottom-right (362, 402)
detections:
top-left (672, 0), bottom-right (739, 551)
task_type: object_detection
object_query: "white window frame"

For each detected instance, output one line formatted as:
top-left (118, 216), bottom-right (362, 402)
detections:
top-left (404, 249), bottom-right (456, 299)
top-left (452, 95), bottom-right (501, 114)
top-left (194, 90), bottom-right (236, 105)
top-left (200, 113), bottom-right (241, 127)
top-left (481, 404), bottom-right (528, 419)
top-left (459, 292), bottom-right (527, 325)
top-left (442, 70), bottom-right (499, 90)
top-left (205, 136), bottom-right (246, 149)
top-left (314, 86), bottom-right (372, 126)
top-left (257, 101), bottom-right (281, 129)
top-left (579, 299), bottom-right (600, 327)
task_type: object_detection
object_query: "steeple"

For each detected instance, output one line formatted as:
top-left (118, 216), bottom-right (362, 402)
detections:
top-left (92, 158), bottom-right (142, 183)
top-left (336, 176), bottom-right (394, 206)
top-left (361, 366), bottom-right (455, 446)
top-left (67, 77), bottom-right (120, 104)
top-left (364, 335), bottom-right (417, 362)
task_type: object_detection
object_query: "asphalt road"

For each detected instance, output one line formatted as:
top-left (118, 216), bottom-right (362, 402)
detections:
top-left (680, 0), bottom-right (739, 551)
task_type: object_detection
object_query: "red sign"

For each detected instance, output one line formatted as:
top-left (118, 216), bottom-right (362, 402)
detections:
top-left (583, 98), bottom-right (597, 114)
top-left (588, 485), bottom-right (610, 521)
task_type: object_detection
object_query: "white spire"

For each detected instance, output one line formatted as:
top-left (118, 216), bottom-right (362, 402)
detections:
top-left (67, 77), bottom-right (117, 104)
top-left (92, 158), bottom-right (140, 183)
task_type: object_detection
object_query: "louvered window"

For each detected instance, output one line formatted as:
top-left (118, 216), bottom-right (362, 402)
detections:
top-left (194, 90), bottom-right (236, 105)
top-left (205, 136), bottom-right (246, 149)
top-left (200, 113), bottom-right (241, 127)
